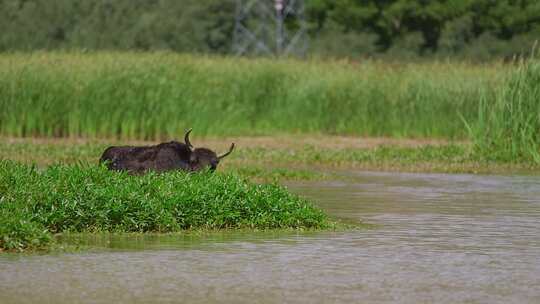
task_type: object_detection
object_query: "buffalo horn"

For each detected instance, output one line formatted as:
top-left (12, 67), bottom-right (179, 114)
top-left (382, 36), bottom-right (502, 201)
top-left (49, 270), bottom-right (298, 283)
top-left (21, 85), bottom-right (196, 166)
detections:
top-left (218, 143), bottom-right (235, 159)
top-left (184, 128), bottom-right (194, 148)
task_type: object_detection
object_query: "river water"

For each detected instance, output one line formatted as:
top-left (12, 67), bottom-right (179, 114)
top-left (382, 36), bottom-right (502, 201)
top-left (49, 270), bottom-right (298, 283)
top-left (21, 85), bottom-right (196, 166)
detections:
top-left (1, 171), bottom-right (539, 303)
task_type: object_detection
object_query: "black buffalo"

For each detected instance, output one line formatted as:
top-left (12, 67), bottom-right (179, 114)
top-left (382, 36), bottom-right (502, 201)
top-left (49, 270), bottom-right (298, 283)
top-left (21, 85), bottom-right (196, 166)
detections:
top-left (99, 129), bottom-right (235, 174)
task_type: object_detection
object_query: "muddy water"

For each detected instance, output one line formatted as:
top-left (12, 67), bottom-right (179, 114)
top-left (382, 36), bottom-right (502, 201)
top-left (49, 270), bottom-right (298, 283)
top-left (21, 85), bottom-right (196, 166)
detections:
top-left (1, 172), bottom-right (540, 304)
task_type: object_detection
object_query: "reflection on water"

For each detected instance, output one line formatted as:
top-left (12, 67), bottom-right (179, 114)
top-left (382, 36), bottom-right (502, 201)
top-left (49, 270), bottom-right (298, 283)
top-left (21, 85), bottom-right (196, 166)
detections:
top-left (1, 171), bottom-right (540, 303)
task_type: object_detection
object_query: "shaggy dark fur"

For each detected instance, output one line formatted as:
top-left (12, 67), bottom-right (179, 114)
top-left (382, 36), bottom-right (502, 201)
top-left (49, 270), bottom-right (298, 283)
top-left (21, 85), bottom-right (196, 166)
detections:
top-left (99, 129), bottom-right (234, 174)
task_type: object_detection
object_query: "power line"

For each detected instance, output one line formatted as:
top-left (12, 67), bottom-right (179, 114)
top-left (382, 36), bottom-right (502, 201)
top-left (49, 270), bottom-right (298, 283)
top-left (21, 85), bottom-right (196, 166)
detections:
top-left (233, 0), bottom-right (308, 57)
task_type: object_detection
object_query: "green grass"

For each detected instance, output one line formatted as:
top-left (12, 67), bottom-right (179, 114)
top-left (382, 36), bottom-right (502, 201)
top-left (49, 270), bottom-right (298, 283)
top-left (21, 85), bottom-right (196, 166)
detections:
top-left (463, 59), bottom-right (540, 163)
top-left (0, 160), bottom-right (332, 252)
top-left (0, 52), bottom-right (504, 140)
top-left (2, 139), bottom-right (537, 177)
top-left (235, 144), bottom-right (538, 173)
top-left (2, 52), bottom-right (538, 163)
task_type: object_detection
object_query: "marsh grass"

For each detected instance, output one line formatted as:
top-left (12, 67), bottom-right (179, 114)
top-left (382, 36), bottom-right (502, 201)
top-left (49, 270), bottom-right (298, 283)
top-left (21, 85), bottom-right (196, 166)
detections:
top-left (0, 52), bottom-right (504, 139)
top-left (0, 160), bottom-right (331, 251)
top-left (3, 52), bottom-right (538, 163)
top-left (463, 59), bottom-right (540, 163)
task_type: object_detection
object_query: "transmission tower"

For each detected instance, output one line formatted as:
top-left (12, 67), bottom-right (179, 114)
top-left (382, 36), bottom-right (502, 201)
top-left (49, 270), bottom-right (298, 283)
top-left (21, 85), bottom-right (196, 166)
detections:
top-left (233, 0), bottom-right (308, 57)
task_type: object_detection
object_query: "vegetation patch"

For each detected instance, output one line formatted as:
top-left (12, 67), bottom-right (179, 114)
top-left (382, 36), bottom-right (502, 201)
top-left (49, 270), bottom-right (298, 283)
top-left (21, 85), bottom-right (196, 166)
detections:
top-left (1, 139), bottom-right (538, 178)
top-left (0, 52), bottom-right (503, 139)
top-left (463, 59), bottom-right (540, 163)
top-left (0, 160), bottom-right (332, 252)
top-left (2, 52), bottom-right (539, 164)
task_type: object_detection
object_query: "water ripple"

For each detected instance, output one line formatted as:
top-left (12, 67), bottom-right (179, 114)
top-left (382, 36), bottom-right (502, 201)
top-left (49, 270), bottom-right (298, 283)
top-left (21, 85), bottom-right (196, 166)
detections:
top-left (1, 171), bottom-right (540, 304)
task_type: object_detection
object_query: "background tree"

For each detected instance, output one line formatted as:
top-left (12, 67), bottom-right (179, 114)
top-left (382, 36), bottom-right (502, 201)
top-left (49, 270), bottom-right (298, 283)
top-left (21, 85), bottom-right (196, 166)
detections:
top-left (0, 0), bottom-right (539, 60)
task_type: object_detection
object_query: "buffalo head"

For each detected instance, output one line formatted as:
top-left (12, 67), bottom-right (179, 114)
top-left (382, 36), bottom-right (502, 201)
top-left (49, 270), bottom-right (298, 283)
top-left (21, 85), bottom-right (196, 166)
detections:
top-left (184, 128), bottom-right (235, 171)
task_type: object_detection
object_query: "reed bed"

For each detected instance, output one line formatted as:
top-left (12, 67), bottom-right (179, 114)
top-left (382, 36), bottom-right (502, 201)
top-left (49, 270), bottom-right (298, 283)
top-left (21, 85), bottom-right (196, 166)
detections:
top-left (0, 52), bottom-right (537, 162)
top-left (463, 59), bottom-right (540, 162)
top-left (0, 52), bottom-right (504, 140)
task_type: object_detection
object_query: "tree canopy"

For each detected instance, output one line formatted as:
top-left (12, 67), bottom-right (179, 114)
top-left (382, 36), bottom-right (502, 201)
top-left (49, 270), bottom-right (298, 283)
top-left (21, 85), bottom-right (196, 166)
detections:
top-left (1, 0), bottom-right (539, 60)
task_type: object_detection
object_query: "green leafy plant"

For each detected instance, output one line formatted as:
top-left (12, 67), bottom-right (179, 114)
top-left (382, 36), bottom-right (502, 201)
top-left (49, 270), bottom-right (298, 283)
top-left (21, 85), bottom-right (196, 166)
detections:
top-left (0, 160), bottom-right (331, 252)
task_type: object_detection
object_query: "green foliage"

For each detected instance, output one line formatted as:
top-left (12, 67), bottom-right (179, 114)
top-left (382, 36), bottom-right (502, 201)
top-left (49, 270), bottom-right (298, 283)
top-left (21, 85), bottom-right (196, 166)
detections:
top-left (0, 0), bottom-right (235, 53)
top-left (464, 59), bottom-right (540, 163)
top-left (0, 0), bottom-right (539, 60)
top-left (308, 0), bottom-right (540, 59)
top-left (0, 210), bottom-right (52, 252)
top-left (0, 160), bottom-right (330, 251)
top-left (0, 52), bottom-right (501, 139)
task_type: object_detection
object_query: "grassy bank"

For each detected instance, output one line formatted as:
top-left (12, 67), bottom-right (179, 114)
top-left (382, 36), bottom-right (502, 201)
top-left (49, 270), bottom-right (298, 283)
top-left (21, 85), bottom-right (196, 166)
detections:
top-left (2, 137), bottom-right (538, 178)
top-left (0, 160), bottom-right (332, 252)
top-left (0, 52), bottom-right (504, 140)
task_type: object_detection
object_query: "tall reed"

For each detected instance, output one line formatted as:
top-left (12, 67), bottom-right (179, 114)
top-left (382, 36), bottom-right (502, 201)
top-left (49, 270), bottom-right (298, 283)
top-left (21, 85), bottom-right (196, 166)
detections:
top-left (463, 59), bottom-right (540, 163)
top-left (0, 52), bottom-right (503, 140)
